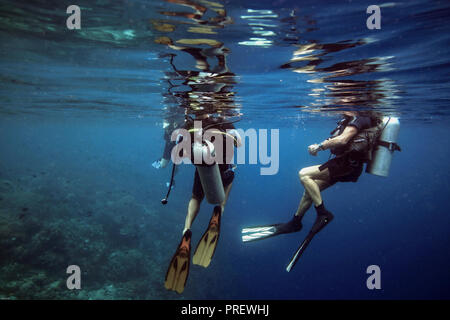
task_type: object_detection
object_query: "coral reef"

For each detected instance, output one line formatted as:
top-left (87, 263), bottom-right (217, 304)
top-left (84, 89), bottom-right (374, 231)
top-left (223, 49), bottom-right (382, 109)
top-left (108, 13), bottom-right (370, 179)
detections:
top-left (0, 172), bottom-right (174, 299)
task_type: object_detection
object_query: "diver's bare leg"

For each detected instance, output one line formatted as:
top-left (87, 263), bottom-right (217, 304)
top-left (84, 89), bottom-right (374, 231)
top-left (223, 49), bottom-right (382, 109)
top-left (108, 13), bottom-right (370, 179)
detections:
top-left (220, 183), bottom-right (233, 214)
top-left (295, 179), bottom-right (332, 218)
top-left (298, 165), bottom-right (332, 207)
top-left (183, 180), bottom-right (232, 234)
top-left (183, 197), bottom-right (201, 234)
top-left (295, 192), bottom-right (312, 217)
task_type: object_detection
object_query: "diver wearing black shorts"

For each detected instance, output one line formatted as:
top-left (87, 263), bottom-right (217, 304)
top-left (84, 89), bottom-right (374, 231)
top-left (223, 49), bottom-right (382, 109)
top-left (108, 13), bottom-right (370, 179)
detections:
top-left (165, 112), bottom-right (241, 294)
top-left (192, 163), bottom-right (235, 201)
top-left (241, 111), bottom-right (377, 266)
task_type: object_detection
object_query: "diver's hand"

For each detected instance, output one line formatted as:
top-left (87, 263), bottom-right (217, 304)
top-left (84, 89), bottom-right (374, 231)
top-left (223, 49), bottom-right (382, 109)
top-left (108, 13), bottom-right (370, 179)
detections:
top-left (160, 158), bottom-right (169, 168)
top-left (152, 158), bottom-right (169, 169)
top-left (308, 144), bottom-right (320, 156)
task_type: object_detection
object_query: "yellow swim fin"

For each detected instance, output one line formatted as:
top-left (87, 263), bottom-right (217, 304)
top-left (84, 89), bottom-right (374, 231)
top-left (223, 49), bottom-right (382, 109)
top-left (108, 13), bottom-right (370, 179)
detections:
top-left (164, 229), bottom-right (192, 294)
top-left (193, 206), bottom-right (222, 268)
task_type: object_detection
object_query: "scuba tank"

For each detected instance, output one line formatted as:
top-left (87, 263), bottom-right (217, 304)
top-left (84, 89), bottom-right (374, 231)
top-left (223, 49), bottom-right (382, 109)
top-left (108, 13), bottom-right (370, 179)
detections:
top-left (192, 141), bottom-right (225, 204)
top-left (366, 117), bottom-right (401, 177)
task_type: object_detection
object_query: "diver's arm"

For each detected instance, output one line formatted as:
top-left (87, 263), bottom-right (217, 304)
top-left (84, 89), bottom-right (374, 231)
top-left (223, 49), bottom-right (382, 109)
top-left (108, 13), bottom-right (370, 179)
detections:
top-left (227, 129), bottom-right (242, 147)
top-left (309, 126), bottom-right (358, 155)
top-left (322, 126), bottom-right (358, 149)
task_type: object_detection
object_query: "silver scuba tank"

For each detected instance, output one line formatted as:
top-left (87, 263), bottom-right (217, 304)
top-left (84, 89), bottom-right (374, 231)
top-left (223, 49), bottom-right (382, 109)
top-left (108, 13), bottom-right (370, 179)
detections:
top-left (366, 117), bottom-right (400, 177)
top-left (192, 141), bottom-right (225, 204)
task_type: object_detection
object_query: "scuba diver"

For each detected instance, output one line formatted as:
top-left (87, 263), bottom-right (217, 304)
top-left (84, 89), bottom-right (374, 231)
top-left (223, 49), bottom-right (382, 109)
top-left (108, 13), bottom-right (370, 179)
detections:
top-left (242, 111), bottom-right (400, 271)
top-left (164, 112), bottom-right (242, 294)
top-left (152, 1), bottom-right (239, 293)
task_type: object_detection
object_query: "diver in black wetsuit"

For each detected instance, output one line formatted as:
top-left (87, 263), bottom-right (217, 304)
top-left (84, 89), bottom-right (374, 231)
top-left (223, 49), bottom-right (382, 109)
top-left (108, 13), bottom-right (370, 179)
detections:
top-left (154, 8), bottom-right (241, 291)
top-left (242, 111), bottom-right (378, 270)
top-left (164, 112), bottom-right (242, 292)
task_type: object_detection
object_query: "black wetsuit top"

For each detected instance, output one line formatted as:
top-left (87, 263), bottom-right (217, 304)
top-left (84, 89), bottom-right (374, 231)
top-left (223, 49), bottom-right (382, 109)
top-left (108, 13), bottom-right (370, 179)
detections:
top-left (188, 116), bottom-right (236, 166)
top-left (188, 116), bottom-right (236, 200)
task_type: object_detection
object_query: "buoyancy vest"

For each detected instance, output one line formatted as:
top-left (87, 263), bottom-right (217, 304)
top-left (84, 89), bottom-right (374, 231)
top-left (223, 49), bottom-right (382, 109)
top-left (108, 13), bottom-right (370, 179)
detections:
top-left (330, 117), bottom-right (383, 162)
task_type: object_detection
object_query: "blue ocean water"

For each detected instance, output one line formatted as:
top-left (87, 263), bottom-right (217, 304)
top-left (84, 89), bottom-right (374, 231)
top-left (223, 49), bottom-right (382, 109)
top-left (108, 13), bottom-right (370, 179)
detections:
top-left (0, 0), bottom-right (449, 299)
